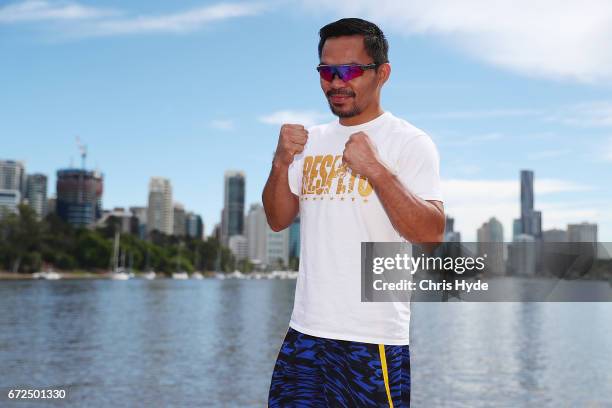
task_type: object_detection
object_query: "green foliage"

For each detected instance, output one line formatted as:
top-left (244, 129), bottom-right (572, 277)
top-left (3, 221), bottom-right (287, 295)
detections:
top-left (0, 204), bottom-right (231, 273)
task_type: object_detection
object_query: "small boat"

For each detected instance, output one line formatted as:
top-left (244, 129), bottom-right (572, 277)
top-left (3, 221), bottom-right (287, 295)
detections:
top-left (143, 271), bottom-right (156, 280)
top-left (108, 232), bottom-right (131, 280)
top-left (33, 270), bottom-right (61, 280)
top-left (172, 272), bottom-right (189, 280)
top-left (191, 272), bottom-right (204, 280)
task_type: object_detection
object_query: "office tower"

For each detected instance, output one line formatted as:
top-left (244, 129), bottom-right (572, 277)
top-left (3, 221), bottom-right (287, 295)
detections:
top-left (477, 217), bottom-right (504, 275)
top-left (543, 228), bottom-right (568, 242)
top-left (568, 222), bottom-right (599, 260)
top-left (509, 234), bottom-right (536, 276)
top-left (519, 170), bottom-right (542, 239)
top-left (173, 203), bottom-right (186, 236)
top-left (289, 216), bottom-right (301, 259)
top-left (147, 177), bottom-right (173, 235)
top-left (98, 207), bottom-right (132, 233)
top-left (520, 170), bottom-right (533, 224)
top-left (512, 218), bottom-right (522, 240)
top-left (47, 197), bottom-right (56, 215)
top-left (0, 189), bottom-right (21, 216)
top-left (221, 171), bottom-right (245, 245)
top-left (267, 228), bottom-right (290, 268)
top-left (567, 222), bottom-right (598, 243)
top-left (444, 215), bottom-right (461, 242)
top-left (25, 173), bottom-right (48, 218)
top-left (56, 169), bottom-right (103, 227)
top-left (129, 206), bottom-right (148, 239)
top-left (229, 235), bottom-right (248, 261)
top-left (185, 212), bottom-right (204, 240)
top-left (246, 203), bottom-right (267, 264)
top-left (0, 160), bottom-right (26, 195)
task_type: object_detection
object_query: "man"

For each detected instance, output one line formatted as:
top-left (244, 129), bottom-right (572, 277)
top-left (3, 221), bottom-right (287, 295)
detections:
top-left (264, 18), bottom-right (445, 407)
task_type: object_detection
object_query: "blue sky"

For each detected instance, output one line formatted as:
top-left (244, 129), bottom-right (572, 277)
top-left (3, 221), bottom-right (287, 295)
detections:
top-left (1, 0), bottom-right (611, 241)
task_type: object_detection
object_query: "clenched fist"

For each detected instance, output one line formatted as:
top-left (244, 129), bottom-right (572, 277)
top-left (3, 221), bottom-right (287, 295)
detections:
top-left (274, 124), bottom-right (308, 167)
top-left (342, 131), bottom-right (385, 180)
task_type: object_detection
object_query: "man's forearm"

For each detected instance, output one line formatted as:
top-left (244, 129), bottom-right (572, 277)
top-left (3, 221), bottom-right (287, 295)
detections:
top-left (369, 164), bottom-right (445, 243)
top-left (262, 160), bottom-right (299, 232)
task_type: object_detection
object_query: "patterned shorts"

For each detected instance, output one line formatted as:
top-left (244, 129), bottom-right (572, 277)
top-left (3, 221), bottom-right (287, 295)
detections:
top-left (268, 327), bottom-right (410, 407)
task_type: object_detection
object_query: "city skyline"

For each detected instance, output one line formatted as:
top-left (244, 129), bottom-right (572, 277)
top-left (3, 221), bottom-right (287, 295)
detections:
top-left (0, 155), bottom-right (603, 249)
top-left (1, 1), bottom-right (611, 240)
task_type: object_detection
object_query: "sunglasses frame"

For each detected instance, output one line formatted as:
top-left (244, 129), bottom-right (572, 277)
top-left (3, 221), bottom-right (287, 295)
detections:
top-left (316, 63), bottom-right (379, 82)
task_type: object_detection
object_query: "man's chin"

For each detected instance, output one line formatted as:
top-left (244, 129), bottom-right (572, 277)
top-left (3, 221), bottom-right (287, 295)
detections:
top-left (329, 104), bottom-right (360, 118)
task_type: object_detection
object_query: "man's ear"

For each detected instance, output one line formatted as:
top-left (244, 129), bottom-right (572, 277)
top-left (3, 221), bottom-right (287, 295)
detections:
top-left (378, 63), bottom-right (391, 85)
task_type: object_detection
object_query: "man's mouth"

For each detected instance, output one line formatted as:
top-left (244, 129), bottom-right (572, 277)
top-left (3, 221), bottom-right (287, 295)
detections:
top-left (328, 92), bottom-right (355, 104)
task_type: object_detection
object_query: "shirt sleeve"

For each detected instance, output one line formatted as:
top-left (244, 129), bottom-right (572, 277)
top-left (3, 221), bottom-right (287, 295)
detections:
top-left (287, 152), bottom-right (304, 196)
top-left (395, 133), bottom-right (443, 202)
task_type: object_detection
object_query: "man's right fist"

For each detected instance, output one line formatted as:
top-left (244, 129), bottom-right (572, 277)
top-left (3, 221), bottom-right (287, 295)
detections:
top-left (274, 124), bottom-right (308, 167)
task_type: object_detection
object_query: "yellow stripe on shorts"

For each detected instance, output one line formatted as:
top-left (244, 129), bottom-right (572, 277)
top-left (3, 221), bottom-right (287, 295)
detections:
top-left (378, 344), bottom-right (394, 408)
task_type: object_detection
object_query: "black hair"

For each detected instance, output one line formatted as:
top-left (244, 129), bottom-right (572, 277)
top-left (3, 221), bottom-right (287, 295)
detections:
top-left (318, 18), bottom-right (389, 65)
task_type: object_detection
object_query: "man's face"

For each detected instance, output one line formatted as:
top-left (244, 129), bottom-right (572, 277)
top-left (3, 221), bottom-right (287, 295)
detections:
top-left (319, 35), bottom-right (381, 118)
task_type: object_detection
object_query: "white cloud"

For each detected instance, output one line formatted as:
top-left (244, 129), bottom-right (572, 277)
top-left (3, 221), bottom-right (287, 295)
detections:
top-left (210, 119), bottom-right (235, 131)
top-left (442, 178), bottom-right (593, 241)
top-left (0, 1), bottom-right (266, 36)
top-left (547, 101), bottom-right (612, 127)
top-left (527, 149), bottom-right (570, 160)
top-left (301, 0), bottom-right (612, 83)
top-left (258, 110), bottom-right (332, 127)
top-left (84, 3), bottom-right (266, 36)
top-left (0, 0), bottom-right (116, 22)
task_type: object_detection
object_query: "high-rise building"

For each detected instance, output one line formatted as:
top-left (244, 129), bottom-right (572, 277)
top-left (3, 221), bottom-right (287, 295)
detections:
top-left (173, 203), bottom-right (186, 236)
top-left (567, 222), bottom-right (598, 243)
top-left (246, 203), bottom-right (267, 264)
top-left (289, 216), bottom-right (301, 259)
top-left (477, 217), bottom-right (504, 275)
top-left (509, 234), bottom-right (536, 276)
top-left (519, 170), bottom-right (542, 239)
top-left (0, 160), bottom-right (26, 195)
top-left (221, 171), bottom-right (245, 245)
top-left (185, 212), bottom-right (204, 240)
top-left (520, 170), bottom-right (534, 224)
top-left (147, 177), bottom-right (173, 235)
top-left (56, 169), bottom-right (103, 227)
top-left (229, 235), bottom-right (248, 261)
top-left (0, 189), bottom-right (21, 216)
top-left (25, 173), bottom-right (48, 218)
top-left (267, 228), bottom-right (289, 268)
top-left (543, 228), bottom-right (568, 242)
top-left (444, 215), bottom-right (461, 242)
top-left (129, 206), bottom-right (148, 239)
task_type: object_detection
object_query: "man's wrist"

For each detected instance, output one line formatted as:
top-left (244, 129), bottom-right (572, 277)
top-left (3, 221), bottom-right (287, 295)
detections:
top-left (368, 161), bottom-right (393, 185)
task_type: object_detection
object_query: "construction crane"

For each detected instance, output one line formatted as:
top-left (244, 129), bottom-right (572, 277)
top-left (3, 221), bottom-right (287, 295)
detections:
top-left (75, 136), bottom-right (87, 169)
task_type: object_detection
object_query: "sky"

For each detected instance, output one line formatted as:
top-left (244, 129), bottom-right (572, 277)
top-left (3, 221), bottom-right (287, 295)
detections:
top-left (1, 0), bottom-right (611, 241)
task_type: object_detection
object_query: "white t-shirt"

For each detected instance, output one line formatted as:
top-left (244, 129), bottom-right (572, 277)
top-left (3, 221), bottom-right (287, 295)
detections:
top-left (287, 111), bottom-right (443, 345)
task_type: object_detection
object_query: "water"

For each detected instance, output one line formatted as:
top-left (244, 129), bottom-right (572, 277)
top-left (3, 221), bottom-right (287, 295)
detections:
top-left (1, 279), bottom-right (611, 407)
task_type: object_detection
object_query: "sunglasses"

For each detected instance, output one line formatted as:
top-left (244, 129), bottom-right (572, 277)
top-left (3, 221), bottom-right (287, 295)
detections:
top-left (316, 63), bottom-right (378, 82)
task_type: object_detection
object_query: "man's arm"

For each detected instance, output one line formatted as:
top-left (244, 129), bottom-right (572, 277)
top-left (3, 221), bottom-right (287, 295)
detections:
top-left (342, 131), bottom-right (445, 243)
top-left (262, 160), bottom-right (299, 232)
top-left (262, 124), bottom-right (308, 232)
top-left (369, 168), bottom-right (445, 243)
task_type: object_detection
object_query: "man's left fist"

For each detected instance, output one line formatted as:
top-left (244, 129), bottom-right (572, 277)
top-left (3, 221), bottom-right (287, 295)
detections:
top-left (342, 131), bottom-right (384, 180)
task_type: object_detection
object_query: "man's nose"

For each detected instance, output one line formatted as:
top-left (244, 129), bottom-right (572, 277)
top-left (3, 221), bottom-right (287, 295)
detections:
top-left (330, 74), bottom-right (347, 87)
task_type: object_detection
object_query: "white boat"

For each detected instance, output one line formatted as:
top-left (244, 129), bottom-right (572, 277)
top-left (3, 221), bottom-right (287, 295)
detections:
top-left (110, 270), bottom-right (130, 280)
top-left (33, 270), bottom-right (61, 280)
top-left (143, 271), bottom-right (156, 280)
top-left (191, 272), bottom-right (204, 280)
top-left (228, 270), bottom-right (244, 279)
top-left (108, 232), bottom-right (131, 280)
top-left (172, 272), bottom-right (189, 280)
